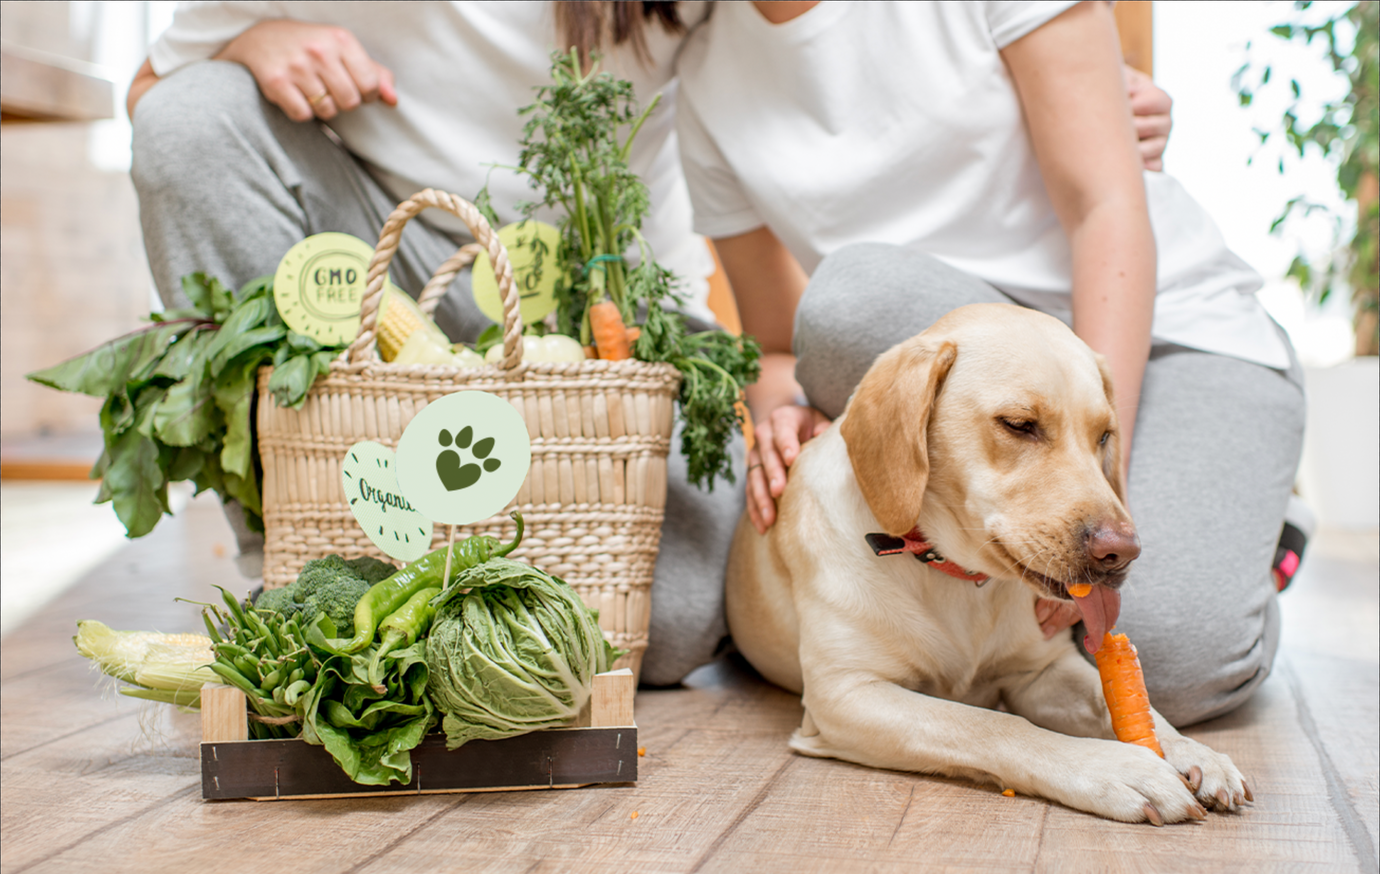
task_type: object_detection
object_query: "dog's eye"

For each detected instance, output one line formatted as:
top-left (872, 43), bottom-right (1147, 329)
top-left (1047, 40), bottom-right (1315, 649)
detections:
top-left (1099, 431), bottom-right (1111, 446)
top-left (1001, 418), bottom-right (1037, 437)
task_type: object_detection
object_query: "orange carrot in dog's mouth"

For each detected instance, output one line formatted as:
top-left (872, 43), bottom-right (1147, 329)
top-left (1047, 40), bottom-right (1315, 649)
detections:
top-left (1095, 631), bottom-right (1164, 757)
top-left (1069, 585), bottom-right (1120, 654)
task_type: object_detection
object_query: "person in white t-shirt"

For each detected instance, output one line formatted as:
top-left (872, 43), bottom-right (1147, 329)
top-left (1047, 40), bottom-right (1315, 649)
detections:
top-left (676, 0), bottom-right (1304, 724)
top-left (127, 1), bottom-right (728, 687)
top-left (127, 0), bottom-right (1179, 688)
top-left (129, 1), bottom-right (717, 332)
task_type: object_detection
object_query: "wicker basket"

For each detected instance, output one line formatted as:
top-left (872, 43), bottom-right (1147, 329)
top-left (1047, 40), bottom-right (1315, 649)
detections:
top-left (256, 189), bottom-right (682, 677)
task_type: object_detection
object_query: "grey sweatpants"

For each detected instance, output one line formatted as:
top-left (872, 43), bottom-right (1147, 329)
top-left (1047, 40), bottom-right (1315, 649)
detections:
top-left (796, 243), bottom-right (1305, 726)
top-left (131, 61), bottom-right (740, 686)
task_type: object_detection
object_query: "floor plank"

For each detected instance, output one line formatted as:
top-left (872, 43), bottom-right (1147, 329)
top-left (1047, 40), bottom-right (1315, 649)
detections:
top-left (1035, 677), bottom-right (1367, 874)
top-left (1284, 652), bottom-right (1380, 869)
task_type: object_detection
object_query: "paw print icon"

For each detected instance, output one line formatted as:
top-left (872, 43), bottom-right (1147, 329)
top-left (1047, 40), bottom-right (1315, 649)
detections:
top-left (436, 425), bottom-right (501, 491)
top-left (395, 390), bottom-right (531, 527)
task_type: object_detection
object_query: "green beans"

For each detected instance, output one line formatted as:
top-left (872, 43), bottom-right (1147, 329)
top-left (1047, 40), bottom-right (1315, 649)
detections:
top-left (283, 679), bottom-right (312, 706)
top-left (201, 609), bottom-right (224, 644)
top-left (208, 661), bottom-right (258, 695)
top-left (208, 585), bottom-right (322, 731)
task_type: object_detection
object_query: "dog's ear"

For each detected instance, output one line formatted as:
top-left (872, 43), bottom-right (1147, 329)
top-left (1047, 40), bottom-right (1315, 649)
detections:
top-left (1094, 353), bottom-right (1128, 503)
top-left (839, 339), bottom-right (957, 537)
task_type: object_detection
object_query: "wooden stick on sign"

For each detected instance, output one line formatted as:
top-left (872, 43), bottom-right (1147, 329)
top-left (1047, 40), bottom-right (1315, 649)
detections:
top-left (442, 523), bottom-right (457, 590)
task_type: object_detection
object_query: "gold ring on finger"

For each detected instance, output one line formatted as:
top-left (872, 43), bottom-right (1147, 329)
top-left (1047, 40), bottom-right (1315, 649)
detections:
top-left (308, 90), bottom-right (330, 107)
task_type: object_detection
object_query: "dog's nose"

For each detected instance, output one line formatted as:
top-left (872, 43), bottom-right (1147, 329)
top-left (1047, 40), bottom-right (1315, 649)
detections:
top-left (1087, 521), bottom-right (1141, 572)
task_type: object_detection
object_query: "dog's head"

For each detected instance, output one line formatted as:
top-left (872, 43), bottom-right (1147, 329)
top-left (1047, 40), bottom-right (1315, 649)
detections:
top-left (838, 303), bottom-right (1137, 647)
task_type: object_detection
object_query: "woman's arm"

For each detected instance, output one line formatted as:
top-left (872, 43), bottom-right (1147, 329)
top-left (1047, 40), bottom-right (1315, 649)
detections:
top-left (127, 20), bottom-right (396, 121)
top-left (713, 226), bottom-right (823, 534)
top-left (1001, 1), bottom-right (1156, 474)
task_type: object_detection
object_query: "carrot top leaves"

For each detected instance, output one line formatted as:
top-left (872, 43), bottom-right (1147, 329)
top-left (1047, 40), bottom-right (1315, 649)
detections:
top-left (485, 49), bottom-right (759, 488)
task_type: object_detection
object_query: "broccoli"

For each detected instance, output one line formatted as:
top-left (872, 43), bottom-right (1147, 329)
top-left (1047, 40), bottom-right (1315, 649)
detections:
top-left (253, 586), bottom-right (295, 615)
top-left (253, 553), bottom-right (397, 636)
top-left (344, 555), bottom-right (397, 585)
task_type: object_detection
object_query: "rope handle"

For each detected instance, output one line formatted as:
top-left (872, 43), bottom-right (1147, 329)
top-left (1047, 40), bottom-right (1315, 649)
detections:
top-left (350, 189), bottom-right (523, 368)
top-left (417, 243), bottom-right (484, 316)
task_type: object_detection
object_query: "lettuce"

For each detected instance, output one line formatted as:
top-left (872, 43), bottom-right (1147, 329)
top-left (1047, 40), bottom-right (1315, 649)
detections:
top-left (424, 558), bottom-right (620, 750)
top-left (300, 635), bottom-right (435, 786)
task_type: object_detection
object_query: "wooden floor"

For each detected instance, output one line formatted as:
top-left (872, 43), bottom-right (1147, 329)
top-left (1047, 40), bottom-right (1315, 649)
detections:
top-left (2, 492), bottom-right (1376, 874)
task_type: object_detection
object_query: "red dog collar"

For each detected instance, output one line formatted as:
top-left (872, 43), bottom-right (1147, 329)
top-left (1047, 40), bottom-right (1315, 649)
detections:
top-left (865, 528), bottom-right (990, 586)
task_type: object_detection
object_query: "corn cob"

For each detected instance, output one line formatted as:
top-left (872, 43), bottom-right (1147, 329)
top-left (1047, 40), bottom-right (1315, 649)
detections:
top-left (376, 287), bottom-right (450, 362)
top-left (74, 620), bottom-right (222, 709)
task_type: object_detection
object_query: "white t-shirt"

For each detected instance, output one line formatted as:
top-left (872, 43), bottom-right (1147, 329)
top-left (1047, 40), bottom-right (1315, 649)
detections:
top-left (675, 0), bottom-right (1291, 368)
top-left (150, 0), bottom-right (716, 323)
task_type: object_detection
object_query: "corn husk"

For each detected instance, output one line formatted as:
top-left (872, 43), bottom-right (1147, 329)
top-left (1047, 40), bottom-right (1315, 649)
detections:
top-left (74, 620), bottom-right (220, 709)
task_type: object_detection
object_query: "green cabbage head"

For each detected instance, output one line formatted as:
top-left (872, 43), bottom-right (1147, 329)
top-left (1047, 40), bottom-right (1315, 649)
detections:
top-left (424, 557), bottom-right (620, 749)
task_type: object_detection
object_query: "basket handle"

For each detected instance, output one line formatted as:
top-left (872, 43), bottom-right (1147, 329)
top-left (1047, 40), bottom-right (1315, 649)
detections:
top-left (417, 243), bottom-right (484, 316)
top-left (350, 189), bottom-right (523, 368)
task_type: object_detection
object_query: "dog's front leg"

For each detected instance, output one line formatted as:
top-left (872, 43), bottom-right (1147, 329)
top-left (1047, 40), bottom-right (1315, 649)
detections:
top-left (793, 671), bottom-right (1205, 823)
top-left (1002, 647), bottom-right (1250, 813)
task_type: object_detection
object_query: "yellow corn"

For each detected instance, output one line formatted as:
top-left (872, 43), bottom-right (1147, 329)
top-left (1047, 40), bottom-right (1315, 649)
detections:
top-left (376, 288), bottom-right (449, 362)
top-left (74, 620), bottom-right (216, 689)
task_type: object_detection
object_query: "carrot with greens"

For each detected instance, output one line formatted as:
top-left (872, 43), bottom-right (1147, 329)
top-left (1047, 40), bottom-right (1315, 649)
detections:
top-left (589, 300), bottom-right (632, 361)
top-left (1094, 631), bottom-right (1164, 757)
top-left (478, 49), bottom-right (761, 488)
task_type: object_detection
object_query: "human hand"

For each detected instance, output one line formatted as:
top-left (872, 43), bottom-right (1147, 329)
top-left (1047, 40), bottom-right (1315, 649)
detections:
top-left (746, 404), bottom-right (832, 534)
top-left (216, 20), bottom-right (397, 122)
top-left (1124, 65), bottom-right (1172, 171)
top-left (1035, 597), bottom-right (1083, 639)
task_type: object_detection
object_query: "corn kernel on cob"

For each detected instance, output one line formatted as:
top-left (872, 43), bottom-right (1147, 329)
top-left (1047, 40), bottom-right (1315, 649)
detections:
top-left (376, 288), bottom-right (450, 362)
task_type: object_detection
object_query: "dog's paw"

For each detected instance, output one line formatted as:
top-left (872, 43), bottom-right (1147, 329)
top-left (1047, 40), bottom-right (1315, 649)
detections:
top-left (1054, 739), bottom-right (1208, 825)
top-left (1162, 734), bottom-right (1250, 812)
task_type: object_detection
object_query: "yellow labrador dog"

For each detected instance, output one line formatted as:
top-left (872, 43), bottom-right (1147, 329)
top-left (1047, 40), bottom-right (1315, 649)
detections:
top-left (727, 303), bottom-right (1248, 824)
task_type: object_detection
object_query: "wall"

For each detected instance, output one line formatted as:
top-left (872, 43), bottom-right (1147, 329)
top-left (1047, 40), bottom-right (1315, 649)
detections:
top-left (0, 122), bottom-right (150, 438)
top-left (0, 0), bottom-right (153, 440)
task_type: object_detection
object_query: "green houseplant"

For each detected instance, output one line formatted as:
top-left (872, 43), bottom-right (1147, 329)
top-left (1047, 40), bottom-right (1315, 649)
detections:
top-left (1236, 0), bottom-right (1378, 356)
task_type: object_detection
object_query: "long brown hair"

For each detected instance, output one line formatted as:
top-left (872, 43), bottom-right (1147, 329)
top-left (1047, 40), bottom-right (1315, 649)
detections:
top-left (554, 1), bottom-right (686, 70)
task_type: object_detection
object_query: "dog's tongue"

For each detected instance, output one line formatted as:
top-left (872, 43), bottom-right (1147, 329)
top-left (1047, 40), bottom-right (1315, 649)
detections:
top-left (1072, 586), bottom-right (1121, 655)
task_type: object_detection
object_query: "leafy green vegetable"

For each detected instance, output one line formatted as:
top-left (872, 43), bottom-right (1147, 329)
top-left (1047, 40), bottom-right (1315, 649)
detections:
top-left (204, 584), bottom-right (434, 785)
top-left (425, 557), bottom-right (620, 750)
top-left (300, 631), bottom-right (435, 786)
top-left (26, 274), bottom-right (344, 537)
top-left (483, 50), bottom-right (760, 488)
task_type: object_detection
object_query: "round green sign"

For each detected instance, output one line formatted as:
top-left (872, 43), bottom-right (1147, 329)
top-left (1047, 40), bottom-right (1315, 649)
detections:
top-left (341, 441), bottom-right (434, 563)
top-left (472, 221), bottom-right (562, 326)
top-left (274, 232), bottom-right (396, 345)
top-left (394, 391), bottom-right (532, 526)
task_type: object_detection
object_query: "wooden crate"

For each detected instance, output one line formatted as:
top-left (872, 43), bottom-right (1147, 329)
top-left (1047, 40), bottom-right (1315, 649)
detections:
top-left (200, 669), bottom-right (637, 801)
